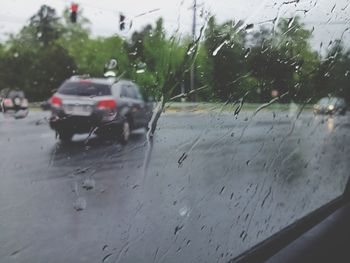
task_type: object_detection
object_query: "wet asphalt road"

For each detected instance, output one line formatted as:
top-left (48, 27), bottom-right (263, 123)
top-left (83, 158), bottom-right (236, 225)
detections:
top-left (0, 109), bottom-right (349, 263)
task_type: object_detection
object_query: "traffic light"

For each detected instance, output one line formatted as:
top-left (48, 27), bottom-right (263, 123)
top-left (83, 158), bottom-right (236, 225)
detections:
top-left (70, 3), bottom-right (78, 23)
top-left (119, 13), bottom-right (125, 30)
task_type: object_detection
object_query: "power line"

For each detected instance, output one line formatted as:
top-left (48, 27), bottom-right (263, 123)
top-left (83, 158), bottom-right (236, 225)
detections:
top-left (190, 0), bottom-right (196, 101)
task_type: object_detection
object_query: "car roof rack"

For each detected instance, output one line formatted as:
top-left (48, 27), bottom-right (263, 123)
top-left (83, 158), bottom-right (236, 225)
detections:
top-left (70, 74), bottom-right (90, 81)
top-left (68, 74), bottom-right (120, 85)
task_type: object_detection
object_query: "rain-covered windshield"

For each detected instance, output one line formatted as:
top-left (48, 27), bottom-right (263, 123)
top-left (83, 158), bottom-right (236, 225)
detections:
top-left (0, 1), bottom-right (350, 262)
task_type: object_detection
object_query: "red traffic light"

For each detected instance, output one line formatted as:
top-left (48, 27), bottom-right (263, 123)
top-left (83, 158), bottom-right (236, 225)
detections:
top-left (70, 3), bottom-right (78, 23)
top-left (71, 3), bottom-right (78, 12)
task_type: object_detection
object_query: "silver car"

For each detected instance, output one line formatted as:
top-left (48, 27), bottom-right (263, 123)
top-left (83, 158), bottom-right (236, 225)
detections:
top-left (49, 76), bottom-right (153, 143)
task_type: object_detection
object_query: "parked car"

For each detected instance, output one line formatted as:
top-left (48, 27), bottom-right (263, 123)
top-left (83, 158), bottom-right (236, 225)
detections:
top-left (313, 97), bottom-right (347, 115)
top-left (0, 89), bottom-right (29, 118)
top-left (49, 76), bottom-right (153, 143)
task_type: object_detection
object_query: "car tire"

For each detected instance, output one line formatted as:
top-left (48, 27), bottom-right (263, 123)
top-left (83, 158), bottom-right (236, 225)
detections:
top-left (58, 131), bottom-right (73, 143)
top-left (118, 120), bottom-right (130, 144)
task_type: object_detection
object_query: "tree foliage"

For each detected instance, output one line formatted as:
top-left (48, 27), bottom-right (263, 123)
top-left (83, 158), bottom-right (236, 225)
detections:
top-left (0, 5), bottom-right (349, 104)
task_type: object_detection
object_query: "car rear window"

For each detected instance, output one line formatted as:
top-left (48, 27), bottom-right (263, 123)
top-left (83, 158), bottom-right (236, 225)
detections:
top-left (58, 81), bottom-right (111, 96)
top-left (8, 91), bottom-right (25, 98)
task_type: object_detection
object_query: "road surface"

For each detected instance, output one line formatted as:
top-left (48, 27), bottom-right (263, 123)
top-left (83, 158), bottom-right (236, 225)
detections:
top-left (0, 109), bottom-right (349, 263)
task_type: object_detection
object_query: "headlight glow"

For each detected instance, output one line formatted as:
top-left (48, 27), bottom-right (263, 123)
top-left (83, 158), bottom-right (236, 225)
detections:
top-left (328, 104), bottom-right (335, 111)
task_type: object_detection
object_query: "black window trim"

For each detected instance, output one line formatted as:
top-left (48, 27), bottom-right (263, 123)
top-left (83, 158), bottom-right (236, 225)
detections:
top-left (230, 177), bottom-right (350, 263)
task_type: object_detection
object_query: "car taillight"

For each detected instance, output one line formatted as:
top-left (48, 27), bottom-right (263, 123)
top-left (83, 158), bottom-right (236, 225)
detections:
top-left (50, 96), bottom-right (62, 107)
top-left (4, 98), bottom-right (13, 107)
top-left (97, 99), bottom-right (116, 110)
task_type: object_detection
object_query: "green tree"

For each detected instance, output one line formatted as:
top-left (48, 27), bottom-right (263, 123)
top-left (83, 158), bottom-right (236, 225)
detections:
top-left (247, 17), bottom-right (319, 103)
top-left (29, 45), bottom-right (77, 100)
top-left (127, 18), bottom-right (187, 100)
top-left (312, 40), bottom-right (350, 102)
top-left (0, 5), bottom-right (77, 100)
top-left (29, 5), bottom-right (62, 47)
top-left (202, 17), bottom-right (247, 101)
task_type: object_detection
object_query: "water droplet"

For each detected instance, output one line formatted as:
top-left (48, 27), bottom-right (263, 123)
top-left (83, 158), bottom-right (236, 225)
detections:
top-left (82, 178), bottom-right (95, 190)
top-left (174, 225), bottom-right (184, 235)
top-left (105, 59), bottom-right (117, 70)
top-left (187, 45), bottom-right (196, 55)
top-left (219, 186), bottom-right (225, 195)
top-left (74, 167), bottom-right (91, 175)
top-left (102, 253), bottom-right (113, 262)
top-left (178, 152), bottom-right (187, 166)
top-left (244, 48), bottom-right (251, 58)
top-left (137, 62), bottom-right (146, 69)
top-left (72, 181), bottom-right (78, 193)
top-left (331, 4), bottom-right (336, 13)
top-left (287, 17), bottom-right (295, 29)
top-left (213, 41), bottom-right (227, 56)
top-left (10, 249), bottom-right (22, 256)
top-left (73, 197), bottom-right (87, 211)
top-left (245, 23), bottom-right (254, 32)
top-left (179, 206), bottom-right (189, 217)
top-left (240, 230), bottom-right (247, 241)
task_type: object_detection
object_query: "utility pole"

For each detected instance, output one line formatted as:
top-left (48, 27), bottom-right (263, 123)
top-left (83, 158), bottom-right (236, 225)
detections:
top-left (190, 0), bottom-right (196, 102)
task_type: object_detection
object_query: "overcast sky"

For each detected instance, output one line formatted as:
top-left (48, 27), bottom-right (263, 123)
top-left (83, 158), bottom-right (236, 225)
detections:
top-left (1, 0), bottom-right (349, 49)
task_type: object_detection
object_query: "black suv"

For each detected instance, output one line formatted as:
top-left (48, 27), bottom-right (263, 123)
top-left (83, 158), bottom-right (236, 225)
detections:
top-left (49, 76), bottom-right (153, 143)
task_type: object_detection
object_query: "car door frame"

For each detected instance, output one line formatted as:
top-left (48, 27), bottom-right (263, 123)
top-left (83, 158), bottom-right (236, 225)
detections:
top-left (130, 84), bottom-right (147, 128)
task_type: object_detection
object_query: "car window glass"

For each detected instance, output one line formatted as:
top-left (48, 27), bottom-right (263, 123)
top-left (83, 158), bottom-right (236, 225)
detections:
top-left (132, 86), bottom-right (142, 100)
top-left (8, 91), bottom-right (25, 98)
top-left (120, 85), bottom-right (134, 98)
top-left (126, 85), bottom-right (136, 99)
top-left (1, 1), bottom-right (350, 263)
top-left (58, 82), bottom-right (111, 96)
top-left (111, 84), bottom-right (119, 96)
top-left (120, 85), bottom-right (127, 97)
